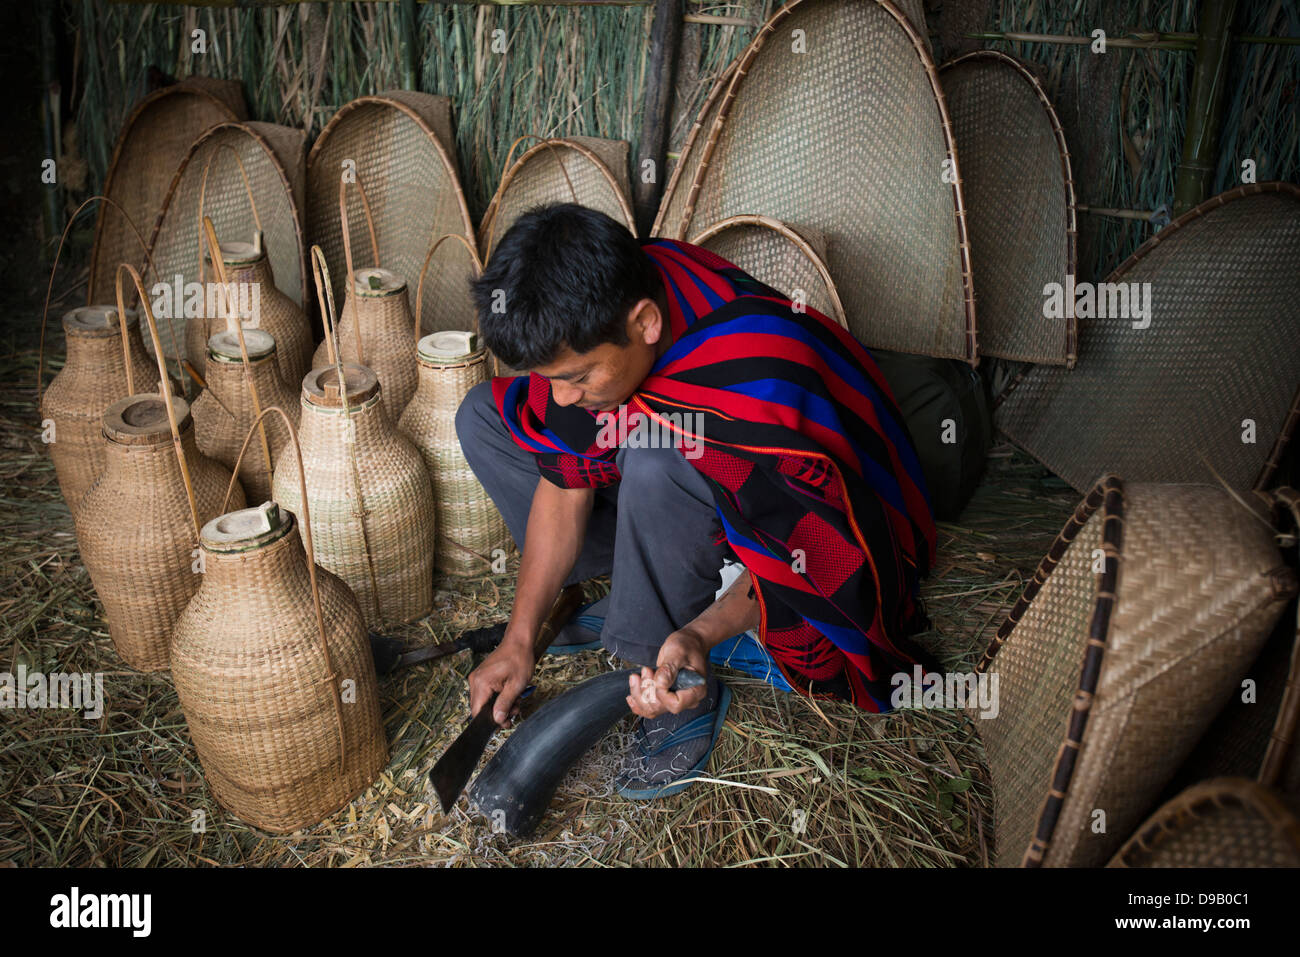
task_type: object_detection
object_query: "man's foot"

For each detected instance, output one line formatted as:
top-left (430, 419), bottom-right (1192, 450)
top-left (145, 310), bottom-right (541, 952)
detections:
top-left (617, 675), bottom-right (732, 800)
top-left (547, 594), bottom-right (608, 653)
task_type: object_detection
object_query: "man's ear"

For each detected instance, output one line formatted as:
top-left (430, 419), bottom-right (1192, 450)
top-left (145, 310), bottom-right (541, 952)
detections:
top-left (628, 297), bottom-right (663, 345)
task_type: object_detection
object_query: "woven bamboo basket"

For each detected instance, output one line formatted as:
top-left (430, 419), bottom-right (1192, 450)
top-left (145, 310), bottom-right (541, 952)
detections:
top-left (76, 265), bottom-right (247, 671)
top-left (171, 408), bottom-right (388, 833)
top-left (689, 216), bottom-right (848, 330)
top-left (971, 475), bottom-right (1298, 866)
top-left (666, 0), bottom-right (976, 362)
top-left (654, 61), bottom-right (738, 241)
top-left (308, 177), bottom-right (418, 412)
top-left (192, 328), bottom-right (299, 505)
top-left (306, 91), bottom-right (476, 337)
top-left (996, 183), bottom-right (1300, 494)
top-left (398, 235), bottom-right (510, 576)
top-left (479, 136), bottom-right (635, 257)
top-left (1108, 778), bottom-right (1300, 867)
top-left (939, 51), bottom-right (1076, 366)
top-left (39, 305), bottom-right (162, 518)
top-left (89, 76), bottom-right (246, 307)
top-left (148, 121), bottom-right (309, 379)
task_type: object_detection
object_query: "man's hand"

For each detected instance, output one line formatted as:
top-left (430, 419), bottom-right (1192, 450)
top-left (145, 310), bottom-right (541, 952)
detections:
top-left (627, 627), bottom-right (710, 719)
top-left (468, 634), bottom-right (535, 726)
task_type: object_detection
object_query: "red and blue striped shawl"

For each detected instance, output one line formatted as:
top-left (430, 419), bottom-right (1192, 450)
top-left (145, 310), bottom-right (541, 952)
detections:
top-left (491, 238), bottom-right (939, 710)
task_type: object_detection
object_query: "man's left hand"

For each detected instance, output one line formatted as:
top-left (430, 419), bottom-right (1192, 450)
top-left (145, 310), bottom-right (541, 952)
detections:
top-left (627, 627), bottom-right (710, 719)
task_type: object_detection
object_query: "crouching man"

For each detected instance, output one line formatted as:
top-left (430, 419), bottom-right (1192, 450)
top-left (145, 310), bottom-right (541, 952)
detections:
top-left (456, 203), bottom-right (938, 799)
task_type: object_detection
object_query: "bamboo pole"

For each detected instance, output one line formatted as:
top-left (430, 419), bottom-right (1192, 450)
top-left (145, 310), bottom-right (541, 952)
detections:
top-left (398, 0), bottom-right (420, 91)
top-left (968, 29), bottom-right (1300, 49)
top-left (634, 0), bottom-right (683, 236)
top-left (1174, 0), bottom-right (1239, 214)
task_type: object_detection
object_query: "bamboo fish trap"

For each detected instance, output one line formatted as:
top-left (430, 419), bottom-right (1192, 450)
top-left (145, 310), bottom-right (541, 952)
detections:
top-left (76, 265), bottom-right (247, 672)
top-left (658, 0), bottom-right (976, 363)
top-left (309, 177), bottom-right (418, 413)
top-left (171, 410), bottom-right (388, 834)
top-left (478, 136), bottom-right (635, 258)
top-left (89, 76), bottom-right (246, 307)
top-left (275, 248), bottom-right (434, 628)
top-left (971, 475), bottom-right (1297, 866)
top-left (995, 183), bottom-right (1300, 494)
top-left (1108, 778), bottom-right (1300, 868)
top-left (306, 91), bottom-right (476, 337)
top-left (398, 235), bottom-right (510, 576)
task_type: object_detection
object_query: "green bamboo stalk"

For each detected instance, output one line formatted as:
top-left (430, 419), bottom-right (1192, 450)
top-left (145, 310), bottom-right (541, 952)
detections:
top-left (1174, 0), bottom-right (1239, 214)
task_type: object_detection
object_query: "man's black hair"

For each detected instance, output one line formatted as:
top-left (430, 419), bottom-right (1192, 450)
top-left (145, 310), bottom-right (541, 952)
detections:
top-left (471, 203), bottom-right (662, 370)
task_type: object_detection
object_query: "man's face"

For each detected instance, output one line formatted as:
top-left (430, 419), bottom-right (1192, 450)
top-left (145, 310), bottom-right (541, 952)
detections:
top-left (532, 298), bottom-right (666, 412)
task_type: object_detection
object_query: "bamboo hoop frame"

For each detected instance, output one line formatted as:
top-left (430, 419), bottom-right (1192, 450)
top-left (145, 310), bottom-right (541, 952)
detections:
top-left (337, 172), bottom-right (383, 368)
top-left (671, 0), bottom-right (979, 364)
top-left (975, 472), bottom-right (1125, 867)
top-left (688, 214), bottom-right (850, 331)
top-left (939, 49), bottom-right (1078, 367)
top-left (1260, 486), bottom-right (1300, 789)
top-left (413, 232), bottom-right (484, 342)
top-left (218, 404), bottom-right (349, 773)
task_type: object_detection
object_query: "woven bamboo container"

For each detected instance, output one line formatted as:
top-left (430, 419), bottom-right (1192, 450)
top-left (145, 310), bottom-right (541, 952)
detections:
top-left (274, 357), bottom-right (434, 627)
top-left (192, 327), bottom-right (299, 504)
top-left (171, 409), bottom-right (387, 833)
top-left (39, 305), bottom-right (162, 518)
top-left (1108, 778), bottom-right (1300, 867)
top-left (971, 475), bottom-right (1298, 866)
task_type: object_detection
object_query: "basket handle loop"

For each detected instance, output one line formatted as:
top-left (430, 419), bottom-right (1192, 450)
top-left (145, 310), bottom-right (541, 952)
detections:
top-left (1260, 486), bottom-right (1300, 789)
top-left (219, 403), bottom-right (349, 774)
top-left (39, 196), bottom-right (167, 405)
top-left (115, 262), bottom-right (203, 543)
top-left (337, 172), bottom-right (380, 367)
top-left (485, 136), bottom-right (580, 258)
top-left (202, 216), bottom-right (275, 496)
top-left (196, 143), bottom-right (264, 285)
top-left (414, 233), bottom-right (484, 345)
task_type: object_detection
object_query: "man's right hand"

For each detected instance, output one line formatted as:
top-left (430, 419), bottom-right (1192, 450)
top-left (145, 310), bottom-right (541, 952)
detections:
top-left (468, 634), bottom-right (536, 726)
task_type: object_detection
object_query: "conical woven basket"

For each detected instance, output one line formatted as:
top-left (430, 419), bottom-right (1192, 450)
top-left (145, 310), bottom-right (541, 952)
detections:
top-left (398, 234), bottom-right (510, 576)
top-left (479, 136), bottom-right (635, 257)
top-left (171, 410), bottom-right (388, 833)
top-left (193, 328), bottom-right (300, 504)
top-left (995, 183), bottom-right (1300, 494)
top-left (971, 475), bottom-right (1297, 866)
top-left (939, 51), bottom-right (1076, 366)
top-left (76, 265), bottom-right (248, 671)
top-left (307, 91), bottom-right (475, 337)
top-left (39, 306), bottom-right (162, 518)
top-left (654, 60), bottom-right (738, 241)
top-left (89, 77), bottom-right (246, 307)
top-left (1108, 778), bottom-right (1300, 867)
top-left (667, 0), bottom-right (976, 362)
top-left (273, 363), bottom-right (434, 628)
top-left (689, 216), bottom-right (847, 329)
top-left (150, 121), bottom-right (309, 374)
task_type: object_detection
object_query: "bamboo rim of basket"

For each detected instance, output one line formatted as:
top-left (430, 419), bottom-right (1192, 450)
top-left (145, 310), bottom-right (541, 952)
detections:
top-left (202, 215), bottom-right (274, 496)
top-left (337, 172), bottom-right (382, 369)
top-left (38, 195), bottom-right (165, 407)
top-left (89, 83), bottom-right (242, 303)
top-left (674, 0), bottom-right (978, 364)
top-left (152, 121), bottom-right (309, 313)
top-left (218, 403), bottom-right (349, 774)
top-left (309, 244), bottom-right (385, 625)
top-left (114, 262), bottom-right (204, 542)
top-left (306, 93), bottom-right (475, 251)
top-left (1109, 777), bottom-right (1300, 866)
top-left (1259, 485), bottom-right (1300, 788)
top-left (651, 59), bottom-right (738, 239)
top-left (480, 136), bottom-right (635, 257)
top-left (974, 472), bottom-right (1125, 867)
top-left (687, 214), bottom-right (850, 331)
top-left (938, 49), bottom-right (1079, 367)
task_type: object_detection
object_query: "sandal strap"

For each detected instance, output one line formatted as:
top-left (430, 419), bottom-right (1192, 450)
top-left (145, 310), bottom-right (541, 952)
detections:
top-left (633, 708), bottom-right (718, 758)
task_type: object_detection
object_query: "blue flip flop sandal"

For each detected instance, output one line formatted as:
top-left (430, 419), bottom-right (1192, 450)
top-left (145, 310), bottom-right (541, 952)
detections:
top-left (617, 682), bottom-right (733, 800)
top-left (545, 597), bottom-right (606, 655)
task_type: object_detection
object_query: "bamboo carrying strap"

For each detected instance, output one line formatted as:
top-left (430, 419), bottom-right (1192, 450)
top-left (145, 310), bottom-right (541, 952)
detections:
top-left (309, 245), bottom-right (386, 626)
top-left (413, 232), bottom-right (492, 376)
top-left (218, 404), bottom-right (349, 773)
top-left (38, 196), bottom-right (164, 405)
top-left (193, 144), bottom-right (265, 353)
top-left (337, 173), bottom-right (382, 368)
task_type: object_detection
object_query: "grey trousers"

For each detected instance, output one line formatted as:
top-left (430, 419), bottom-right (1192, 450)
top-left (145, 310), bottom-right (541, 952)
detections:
top-left (455, 381), bottom-right (729, 668)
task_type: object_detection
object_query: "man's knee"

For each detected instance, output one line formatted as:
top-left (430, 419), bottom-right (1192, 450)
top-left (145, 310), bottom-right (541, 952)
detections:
top-left (455, 380), bottom-right (499, 451)
top-left (617, 446), bottom-right (700, 508)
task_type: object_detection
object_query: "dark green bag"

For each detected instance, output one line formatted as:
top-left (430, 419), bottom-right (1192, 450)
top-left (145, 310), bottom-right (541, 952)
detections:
top-left (868, 350), bottom-right (991, 521)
